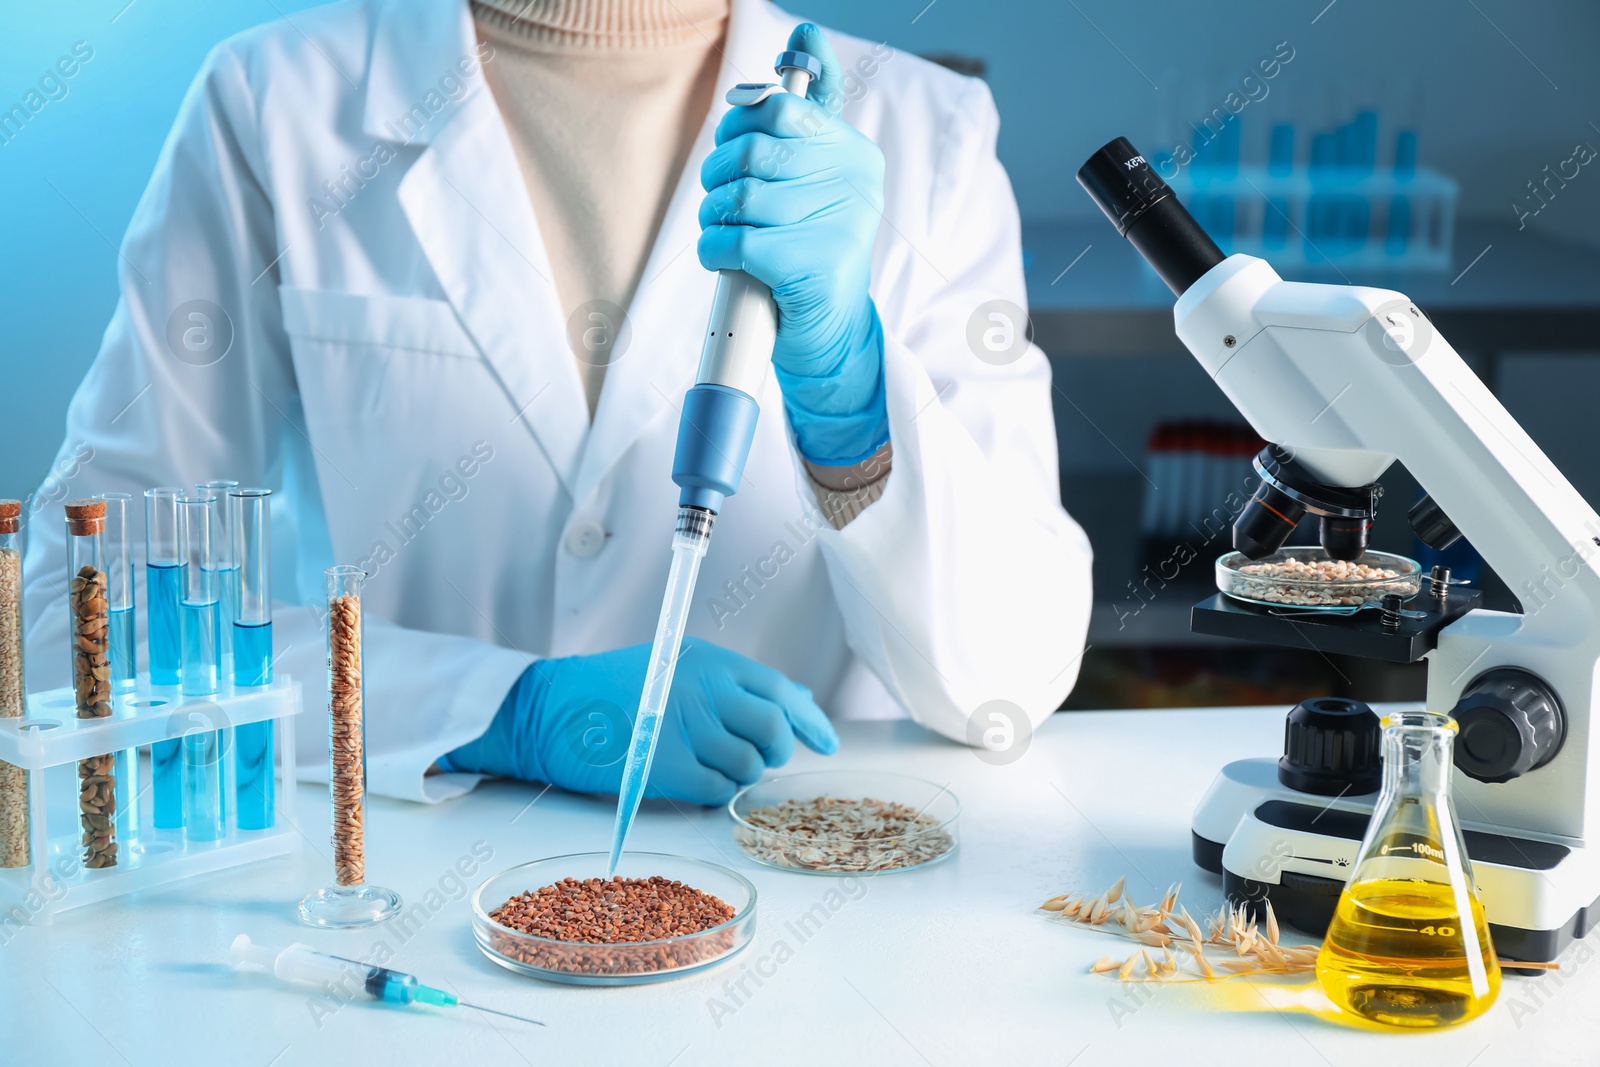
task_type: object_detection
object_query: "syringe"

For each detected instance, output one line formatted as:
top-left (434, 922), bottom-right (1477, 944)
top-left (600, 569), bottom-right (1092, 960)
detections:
top-left (228, 935), bottom-right (543, 1026)
top-left (605, 46), bottom-right (823, 877)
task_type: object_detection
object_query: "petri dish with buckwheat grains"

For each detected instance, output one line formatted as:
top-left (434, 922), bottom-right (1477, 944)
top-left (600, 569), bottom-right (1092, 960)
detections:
top-left (472, 852), bottom-right (756, 986)
top-left (729, 770), bottom-right (960, 876)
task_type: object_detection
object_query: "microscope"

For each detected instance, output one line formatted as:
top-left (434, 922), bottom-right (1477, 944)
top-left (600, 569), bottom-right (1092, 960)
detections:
top-left (1078, 138), bottom-right (1600, 963)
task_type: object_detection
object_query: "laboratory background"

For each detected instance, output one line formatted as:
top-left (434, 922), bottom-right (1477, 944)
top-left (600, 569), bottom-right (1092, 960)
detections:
top-left (4, 0), bottom-right (1600, 1063)
top-left (7, 0), bottom-right (1600, 707)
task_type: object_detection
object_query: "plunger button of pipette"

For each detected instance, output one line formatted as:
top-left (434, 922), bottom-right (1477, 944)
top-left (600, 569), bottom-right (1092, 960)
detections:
top-left (775, 50), bottom-right (822, 81)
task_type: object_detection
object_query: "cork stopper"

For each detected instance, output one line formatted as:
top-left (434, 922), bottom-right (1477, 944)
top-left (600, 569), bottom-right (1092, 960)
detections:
top-left (0, 499), bottom-right (19, 535)
top-left (65, 498), bottom-right (106, 537)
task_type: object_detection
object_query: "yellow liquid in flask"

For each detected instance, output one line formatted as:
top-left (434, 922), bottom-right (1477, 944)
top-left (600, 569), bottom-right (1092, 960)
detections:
top-left (1316, 876), bottom-right (1500, 1028)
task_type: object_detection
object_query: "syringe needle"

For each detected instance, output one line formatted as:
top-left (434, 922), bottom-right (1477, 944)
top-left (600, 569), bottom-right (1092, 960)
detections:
top-left (458, 1001), bottom-right (546, 1027)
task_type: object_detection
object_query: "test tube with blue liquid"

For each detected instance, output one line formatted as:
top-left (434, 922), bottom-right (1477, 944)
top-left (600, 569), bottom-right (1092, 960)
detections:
top-left (230, 488), bottom-right (274, 830)
top-left (145, 487), bottom-right (184, 829)
top-left (178, 495), bottom-right (225, 841)
top-left (197, 481), bottom-right (240, 671)
top-left (97, 493), bottom-right (140, 846)
top-left (198, 481), bottom-right (238, 827)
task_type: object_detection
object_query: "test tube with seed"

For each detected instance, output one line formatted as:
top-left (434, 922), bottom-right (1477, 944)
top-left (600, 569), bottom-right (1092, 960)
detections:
top-left (0, 500), bottom-right (29, 868)
top-left (66, 499), bottom-right (117, 869)
top-left (298, 566), bottom-right (402, 927)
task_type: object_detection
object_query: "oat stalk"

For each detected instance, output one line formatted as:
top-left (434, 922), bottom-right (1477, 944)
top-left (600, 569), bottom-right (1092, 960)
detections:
top-left (1038, 878), bottom-right (1316, 983)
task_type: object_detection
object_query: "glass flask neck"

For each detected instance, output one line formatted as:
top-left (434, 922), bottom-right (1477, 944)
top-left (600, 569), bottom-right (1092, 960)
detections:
top-left (1379, 712), bottom-right (1457, 800)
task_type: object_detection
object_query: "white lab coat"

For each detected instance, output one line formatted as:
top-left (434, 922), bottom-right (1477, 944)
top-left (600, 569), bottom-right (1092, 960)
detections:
top-left (22, 0), bottom-right (1092, 801)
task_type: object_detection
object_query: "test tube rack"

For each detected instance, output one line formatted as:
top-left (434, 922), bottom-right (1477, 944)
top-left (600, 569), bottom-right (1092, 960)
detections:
top-left (0, 673), bottom-right (302, 924)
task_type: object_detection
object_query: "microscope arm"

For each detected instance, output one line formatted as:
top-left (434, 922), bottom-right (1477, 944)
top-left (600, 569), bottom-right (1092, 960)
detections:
top-left (1177, 255), bottom-right (1600, 839)
top-left (1175, 254), bottom-right (1600, 643)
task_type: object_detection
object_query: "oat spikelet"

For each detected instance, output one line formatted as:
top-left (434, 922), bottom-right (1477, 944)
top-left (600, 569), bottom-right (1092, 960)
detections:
top-left (1105, 875), bottom-right (1125, 905)
top-left (1160, 882), bottom-right (1180, 915)
top-left (1089, 895), bottom-right (1110, 925)
top-left (1041, 895), bottom-right (1068, 911)
top-left (1091, 956), bottom-right (1123, 974)
top-left (1117, 953), bottom-right (1139, 980)
top-left (1265, 900), bottom-right (1281, 946)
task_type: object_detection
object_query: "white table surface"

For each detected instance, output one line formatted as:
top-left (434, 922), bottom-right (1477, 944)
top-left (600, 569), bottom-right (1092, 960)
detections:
top-left (5, 708), bottom-right (1597, 1066)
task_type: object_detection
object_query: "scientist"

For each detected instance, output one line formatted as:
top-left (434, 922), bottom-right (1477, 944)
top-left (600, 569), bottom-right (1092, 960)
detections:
top-left (23, 0), bottom-right (1092, 804)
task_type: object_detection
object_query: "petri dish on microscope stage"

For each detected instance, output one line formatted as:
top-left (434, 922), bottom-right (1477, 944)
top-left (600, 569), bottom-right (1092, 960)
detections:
top-left (729, 771), bottom-right (959, 875)
top-left (1216, 547), bottom-right (1422, 610)
top-left (471, 852), bottom-right (756, 986)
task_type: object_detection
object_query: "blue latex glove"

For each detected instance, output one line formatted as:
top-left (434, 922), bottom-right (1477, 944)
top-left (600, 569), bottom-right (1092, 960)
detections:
top-left (697, 23), bottom-right (889, 468)
top-left (442, 638), bottom-right (839, 805)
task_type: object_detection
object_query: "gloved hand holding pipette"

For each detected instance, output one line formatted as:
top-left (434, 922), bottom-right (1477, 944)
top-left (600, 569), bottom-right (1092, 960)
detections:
top-left (442, 639), bottom-right (838, 806)
top-left (697, 23), bottom-right (889, 469)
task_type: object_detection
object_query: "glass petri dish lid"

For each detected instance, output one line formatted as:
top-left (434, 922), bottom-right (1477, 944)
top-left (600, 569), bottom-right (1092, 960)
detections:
top-left (1216, 546), bottom-right (1423, 609)
top-left (728, 770), bottom-right (959, 876)
top-left (471, 852), bottom-right (756, 986)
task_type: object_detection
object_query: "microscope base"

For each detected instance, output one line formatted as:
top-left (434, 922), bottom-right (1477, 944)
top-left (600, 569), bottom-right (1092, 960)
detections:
top-left (1193, 758), bottom-right (1600, 964)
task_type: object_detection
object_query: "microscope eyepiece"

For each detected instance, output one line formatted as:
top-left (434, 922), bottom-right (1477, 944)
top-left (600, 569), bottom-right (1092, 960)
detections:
top-left (1076, 137), bottom-right (1226, 296)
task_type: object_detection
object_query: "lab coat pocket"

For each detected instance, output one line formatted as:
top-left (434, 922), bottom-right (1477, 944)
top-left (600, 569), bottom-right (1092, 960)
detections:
top-left (279, 287), bottom-right (486, 425)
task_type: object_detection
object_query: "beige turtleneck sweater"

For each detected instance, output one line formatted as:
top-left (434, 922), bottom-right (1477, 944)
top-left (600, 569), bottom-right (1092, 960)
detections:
top-left (472, 0), bottom-right (727, 416)
top-left (472, 0), bottom-right (889, 526)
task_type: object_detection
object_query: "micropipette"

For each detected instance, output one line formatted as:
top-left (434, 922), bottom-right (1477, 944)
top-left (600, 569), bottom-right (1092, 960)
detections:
top-left (604, 46), bottom-right (822, 877)
top-left (228, 935), bottom-right (543, 1026)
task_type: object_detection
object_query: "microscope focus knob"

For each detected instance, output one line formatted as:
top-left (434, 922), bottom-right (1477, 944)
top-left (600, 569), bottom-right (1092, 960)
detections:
top-left (1452, 668), bottom-right (1566, 784)
top-left (1278, 697), bottom-right (1382, 795)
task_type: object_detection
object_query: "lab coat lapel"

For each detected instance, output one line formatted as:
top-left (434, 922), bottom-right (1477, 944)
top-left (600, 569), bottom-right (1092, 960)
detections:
top-left (571, 0), bottom-right (793, 507)
top-left (383, 0), bottom-right (589, 498)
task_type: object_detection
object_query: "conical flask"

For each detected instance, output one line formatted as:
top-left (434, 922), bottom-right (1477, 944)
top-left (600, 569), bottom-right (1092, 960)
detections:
top-left (1316, 711), bottom-right (1500, 1027)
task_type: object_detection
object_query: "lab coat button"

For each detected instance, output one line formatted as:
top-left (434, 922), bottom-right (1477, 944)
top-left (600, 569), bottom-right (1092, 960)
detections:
top-left (565, 519), bottom-right (607, 557)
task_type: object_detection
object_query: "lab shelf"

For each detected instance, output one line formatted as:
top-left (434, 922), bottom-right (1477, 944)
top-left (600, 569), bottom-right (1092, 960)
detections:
top-left (0, 675), bottom-right (303, 924)
top-left (1026, 218), bottom-right (1600, 384)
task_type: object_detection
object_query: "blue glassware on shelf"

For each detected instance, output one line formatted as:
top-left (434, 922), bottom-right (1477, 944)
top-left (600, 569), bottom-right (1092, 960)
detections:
top-left (1264, 123), bottom-right (1295, 249)
top-left (1387, 129), bottom-right (1419, 255)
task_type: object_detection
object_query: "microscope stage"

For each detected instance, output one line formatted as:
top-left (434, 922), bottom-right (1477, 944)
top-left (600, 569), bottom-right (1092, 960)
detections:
top-left (1190, 589), bottom-right (1484, 663)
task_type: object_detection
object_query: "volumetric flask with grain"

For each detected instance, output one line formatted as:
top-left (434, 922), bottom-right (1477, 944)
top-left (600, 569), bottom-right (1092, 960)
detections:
top-left (66, 500), bottom-right (117, 869)
top-left (1316, 711), bottom-right (1499, 1027)
top-left (0, 500), bottom-right (29, 868)
top-left (298, 566), bottom-right (403, 927)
